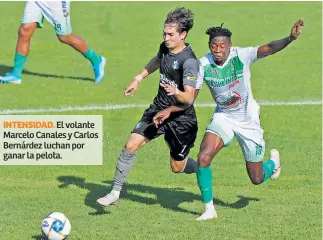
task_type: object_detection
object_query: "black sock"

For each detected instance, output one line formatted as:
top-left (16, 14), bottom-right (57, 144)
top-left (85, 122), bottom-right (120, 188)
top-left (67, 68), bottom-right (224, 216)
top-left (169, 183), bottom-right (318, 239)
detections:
top-left (183, 157), bottom-right (197, 174)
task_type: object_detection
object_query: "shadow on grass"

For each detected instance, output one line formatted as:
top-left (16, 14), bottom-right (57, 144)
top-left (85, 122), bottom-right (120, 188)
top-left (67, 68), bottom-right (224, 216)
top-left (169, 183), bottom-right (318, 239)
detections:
top-left (31, 235), bottom-right (44, 240)
top-left (57, 176), bottom-right (260, 216)
top-left (0, 65), bottom-right (93, 82)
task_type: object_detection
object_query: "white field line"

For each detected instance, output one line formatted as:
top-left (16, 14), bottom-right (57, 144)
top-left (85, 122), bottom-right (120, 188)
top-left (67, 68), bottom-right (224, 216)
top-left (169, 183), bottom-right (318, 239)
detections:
top-left (0, 100), bottom-right (321, 115)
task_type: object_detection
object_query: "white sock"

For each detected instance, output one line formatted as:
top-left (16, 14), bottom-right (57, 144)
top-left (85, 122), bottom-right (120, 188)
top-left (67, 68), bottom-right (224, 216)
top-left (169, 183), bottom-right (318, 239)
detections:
top-left (205, 200), bottom-right (215, 212)
top-left (111, 190), bottom-right (120, 198)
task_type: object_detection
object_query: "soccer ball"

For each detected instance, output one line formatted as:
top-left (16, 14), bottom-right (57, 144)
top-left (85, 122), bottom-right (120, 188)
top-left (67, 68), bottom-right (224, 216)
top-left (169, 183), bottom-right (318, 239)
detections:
top-left (41, 212), bottom-right (71, 240)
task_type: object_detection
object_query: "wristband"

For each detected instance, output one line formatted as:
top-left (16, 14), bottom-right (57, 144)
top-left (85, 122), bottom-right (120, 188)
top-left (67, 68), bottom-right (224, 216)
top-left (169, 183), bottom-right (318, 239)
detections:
top-left (134, 74), bottom-right (144, 84)
top-left (288, 35), bottom-right (297, 41)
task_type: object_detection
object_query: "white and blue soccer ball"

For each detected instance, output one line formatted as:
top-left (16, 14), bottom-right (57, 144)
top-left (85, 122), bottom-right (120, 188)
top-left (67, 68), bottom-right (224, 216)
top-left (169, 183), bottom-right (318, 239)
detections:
top-left (41, 212), bottom-right (71, 240)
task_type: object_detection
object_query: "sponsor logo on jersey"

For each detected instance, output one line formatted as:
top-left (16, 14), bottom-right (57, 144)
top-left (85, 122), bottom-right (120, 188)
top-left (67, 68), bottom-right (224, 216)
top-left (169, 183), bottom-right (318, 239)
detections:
top-left (229, 79), bottom-right (240, 89)
top-left (205, 75), bottom-right (238, 88)
top-left (160, 74), bottom-right (178, 88)
top-left (187, 76), bottom-right (197, 81)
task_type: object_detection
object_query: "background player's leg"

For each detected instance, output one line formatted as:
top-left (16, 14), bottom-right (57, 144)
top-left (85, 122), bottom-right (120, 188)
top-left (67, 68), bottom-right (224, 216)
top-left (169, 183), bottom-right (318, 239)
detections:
top-left (97, 133), bottom-right (149, 207)
top-left (0, 1), bottom-right (41, 84)
top-left (9, 23), bottom-right (38, 81)
top-left (57, 34), bottom-right (101, 65)
top-left (196, 132), bottom-right (224, 221)
top-left (39, 1), bottom-right (105, 82)
top-left (16, 23), bottom-right (37, 57)
top-left (57, 33), bottom-right (105, 83)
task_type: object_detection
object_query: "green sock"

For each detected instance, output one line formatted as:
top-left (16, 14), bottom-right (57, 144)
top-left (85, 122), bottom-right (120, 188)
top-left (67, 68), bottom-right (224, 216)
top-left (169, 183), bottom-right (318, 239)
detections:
top-left (83, 46), bottom-right (101, 65)
top-left (196, 166), bottom-right (213, 203)
top-left (262, 160), bottom-right (275, 182)
top-left (12, 53), bottom-right (27, 77)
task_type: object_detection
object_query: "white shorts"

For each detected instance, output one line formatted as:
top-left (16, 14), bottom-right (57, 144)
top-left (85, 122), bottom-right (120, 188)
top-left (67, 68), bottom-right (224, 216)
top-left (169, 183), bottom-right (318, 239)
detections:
top-left (206, 112), bottom-right (265, 162)
top-left (22, 1), bottom-right (72, 36)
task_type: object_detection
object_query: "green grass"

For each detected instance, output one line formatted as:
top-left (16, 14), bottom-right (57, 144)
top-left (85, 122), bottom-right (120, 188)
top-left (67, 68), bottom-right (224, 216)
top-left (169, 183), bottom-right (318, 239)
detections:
top-left (0, 2), bottom-right (321, 240)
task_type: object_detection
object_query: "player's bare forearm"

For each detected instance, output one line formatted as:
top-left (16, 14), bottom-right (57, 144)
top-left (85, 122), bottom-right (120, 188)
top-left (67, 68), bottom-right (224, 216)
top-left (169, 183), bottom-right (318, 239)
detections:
top-left (153, 88), bottom-right (198, 127)
top-left (175, 91), bottom-right (195, 105)
top-left (161, 84), bottom-right (198, 104)
top-left (175, 85), bottom-right (196, 105)
top-left (169, 89), bottom-right (200, 112)
top-left (268, 37), bottom-right (295, 53)
top-left (257, 19), bottom-right (304, 58)
top-left (153, 104), bottom-right (189, 128)
top-left (257, 37), bottom-right (294, 58)
top-left (168, 104), bottom-right (191, 112)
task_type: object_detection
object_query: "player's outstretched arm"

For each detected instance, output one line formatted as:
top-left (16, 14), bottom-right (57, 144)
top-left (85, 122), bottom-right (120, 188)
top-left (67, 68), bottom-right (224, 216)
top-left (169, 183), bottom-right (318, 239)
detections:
top-left (124, 56), bottom-right (160, 97)
top-left (257, 19), bottom-right (304, 59)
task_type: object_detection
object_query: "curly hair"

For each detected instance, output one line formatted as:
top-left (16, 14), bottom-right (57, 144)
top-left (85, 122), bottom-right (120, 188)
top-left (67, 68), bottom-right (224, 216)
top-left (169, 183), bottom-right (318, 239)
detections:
top-left (164, 7), bottom-right (194, 33)
top-left (206, 23), bottom-right (232, 41)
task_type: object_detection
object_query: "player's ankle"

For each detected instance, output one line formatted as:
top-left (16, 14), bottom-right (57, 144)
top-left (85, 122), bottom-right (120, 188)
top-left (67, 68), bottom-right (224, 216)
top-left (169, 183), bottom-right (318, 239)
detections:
top-left (205, 200), bottom-right (215, 211)
top-left (111, 190), bottom-right (120, 198)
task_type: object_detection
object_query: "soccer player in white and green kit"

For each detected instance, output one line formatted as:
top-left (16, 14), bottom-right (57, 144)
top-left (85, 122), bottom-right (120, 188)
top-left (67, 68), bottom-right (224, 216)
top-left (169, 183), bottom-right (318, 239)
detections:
top-left (0, 1), bottom-right (106, 84)
top-left (195, 19), bottom-right (304, 220)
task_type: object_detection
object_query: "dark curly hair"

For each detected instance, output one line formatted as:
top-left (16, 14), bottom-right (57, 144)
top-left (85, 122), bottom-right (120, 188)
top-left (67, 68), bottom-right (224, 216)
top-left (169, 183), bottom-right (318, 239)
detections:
top-left (206, 23), bottom-right (232, 42)
top-left (164, 7), bottom-right (194, 33)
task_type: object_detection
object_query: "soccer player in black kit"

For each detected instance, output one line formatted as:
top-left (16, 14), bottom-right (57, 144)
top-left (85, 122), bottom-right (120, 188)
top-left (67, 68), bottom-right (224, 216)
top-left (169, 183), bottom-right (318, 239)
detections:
top-left (97, 7), bottom-right (200, 207)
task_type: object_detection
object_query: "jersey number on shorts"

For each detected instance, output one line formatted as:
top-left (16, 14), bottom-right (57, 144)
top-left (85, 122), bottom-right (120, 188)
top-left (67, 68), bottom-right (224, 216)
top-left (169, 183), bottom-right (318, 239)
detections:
top-left (255, 145), bottom-right (262, 156)
top-left (178, 145), bottom-right (187, 158)
top-left (54, 23), bottom-right (62, 31)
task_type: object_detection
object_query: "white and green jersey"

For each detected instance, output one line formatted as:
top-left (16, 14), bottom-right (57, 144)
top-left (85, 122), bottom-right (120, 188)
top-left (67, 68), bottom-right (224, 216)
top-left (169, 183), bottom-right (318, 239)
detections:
top-left (197, 46), bottom-right (260, 121)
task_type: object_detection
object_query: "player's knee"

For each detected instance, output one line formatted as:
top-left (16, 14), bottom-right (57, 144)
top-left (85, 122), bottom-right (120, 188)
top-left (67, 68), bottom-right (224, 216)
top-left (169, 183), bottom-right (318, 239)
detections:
top-left (249, 175), bottom-right (263, 185)
top-left (170, 160), bottom-right (185, 173)
top-left (125, 141), bottom-right (140, 153)
top-left (170, 165), bottom-right (182, 173)
top-left (57, 35), bottom-right (70, 44)
top-left (198, 152), bottom-right (212, 167)
top-left (18, 25), bottom-right (34, 38)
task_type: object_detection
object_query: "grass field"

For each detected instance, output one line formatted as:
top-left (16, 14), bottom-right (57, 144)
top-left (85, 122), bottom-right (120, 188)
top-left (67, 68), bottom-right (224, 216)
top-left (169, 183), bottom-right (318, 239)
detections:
top-left (0, 1), bottom-right (322, 240)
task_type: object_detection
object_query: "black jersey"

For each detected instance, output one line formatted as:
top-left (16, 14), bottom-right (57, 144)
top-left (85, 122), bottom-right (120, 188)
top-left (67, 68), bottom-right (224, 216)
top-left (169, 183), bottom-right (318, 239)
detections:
top-left (152, 42), bottom-right (199, 121)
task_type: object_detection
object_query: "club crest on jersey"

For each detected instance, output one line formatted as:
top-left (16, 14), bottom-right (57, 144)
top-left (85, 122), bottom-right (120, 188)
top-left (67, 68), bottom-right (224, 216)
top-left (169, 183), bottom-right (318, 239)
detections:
top-left (172, 60), bottom-right (179, 70)
top-left (209, 69), bottom-right (217, 74)
top-left (215, 91), bottom-right (242, 109)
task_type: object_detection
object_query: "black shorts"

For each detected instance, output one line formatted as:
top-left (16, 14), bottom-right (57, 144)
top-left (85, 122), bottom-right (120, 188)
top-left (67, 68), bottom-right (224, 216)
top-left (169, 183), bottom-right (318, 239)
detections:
top-left (132, 105), bottom-right (198, 160)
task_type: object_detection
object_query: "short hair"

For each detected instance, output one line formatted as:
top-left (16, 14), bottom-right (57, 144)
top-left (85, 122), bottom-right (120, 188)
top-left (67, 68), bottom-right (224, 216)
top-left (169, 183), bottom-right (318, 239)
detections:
top-left (164, 7), bottom-right (194, 33)
top-left (206, 23), bottom-right (232, 42)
